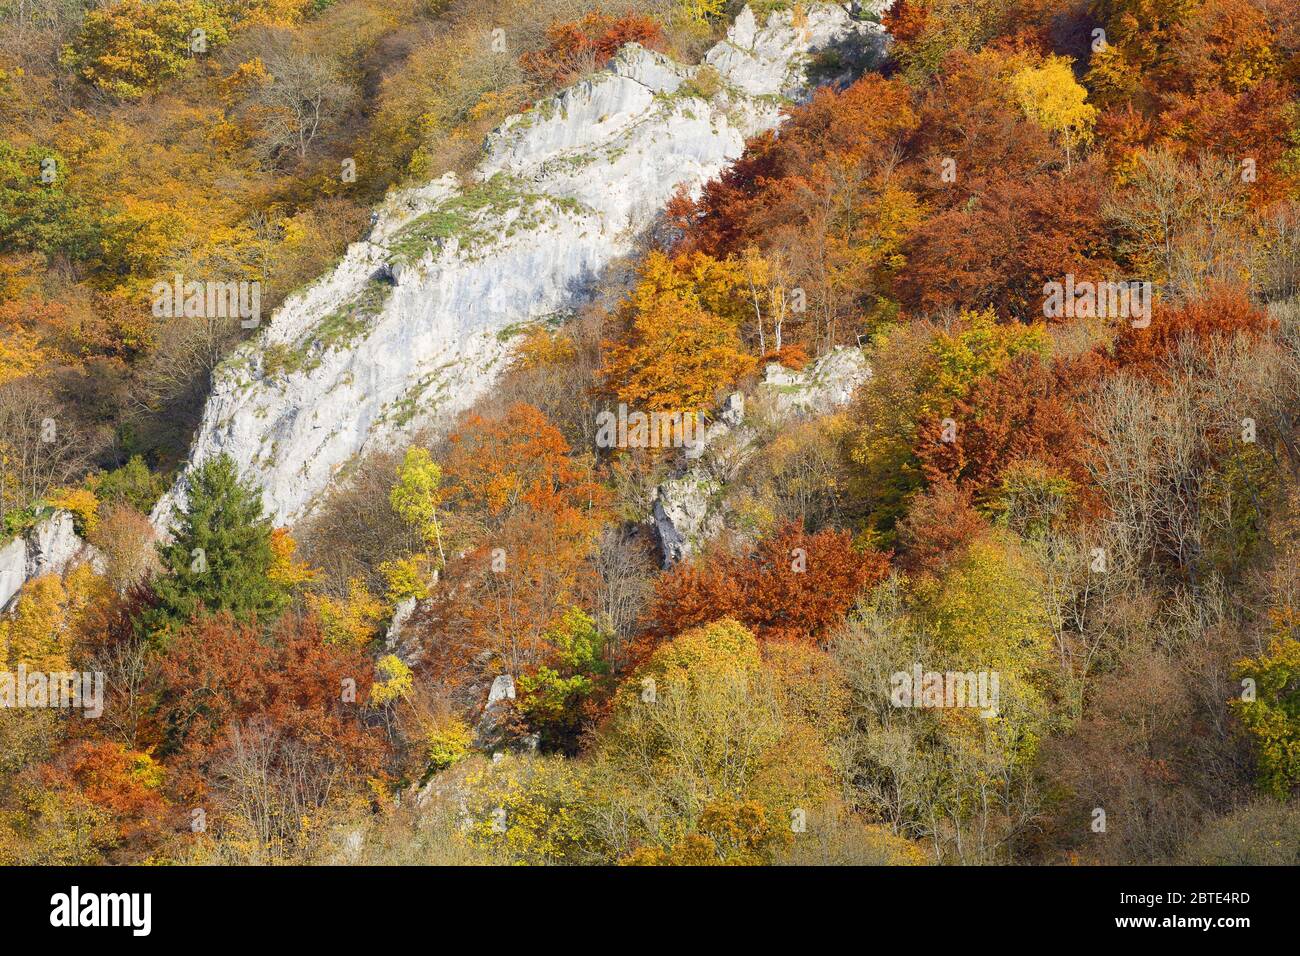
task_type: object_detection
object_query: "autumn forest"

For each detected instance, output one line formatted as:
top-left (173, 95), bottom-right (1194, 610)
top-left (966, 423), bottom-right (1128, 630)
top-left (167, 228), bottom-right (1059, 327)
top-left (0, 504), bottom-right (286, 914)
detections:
top-left (1, 0), bottom-right (1299, 871)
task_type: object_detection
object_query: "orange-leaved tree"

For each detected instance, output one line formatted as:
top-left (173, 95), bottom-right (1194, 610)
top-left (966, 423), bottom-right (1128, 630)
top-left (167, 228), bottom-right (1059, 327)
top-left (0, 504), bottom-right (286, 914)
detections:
top-left (421, 404), bottom-right (611, 681)
top-left (1107, 284), bottom-right (1273, 378)
top-left (914, 352), bottom-right (1092, 505)
top-left (519, 12), bottom-right (668, 87)
top-left (600, 251), bottom-right (755, 415)
top-left (641, 522), bottom-right (890, 655)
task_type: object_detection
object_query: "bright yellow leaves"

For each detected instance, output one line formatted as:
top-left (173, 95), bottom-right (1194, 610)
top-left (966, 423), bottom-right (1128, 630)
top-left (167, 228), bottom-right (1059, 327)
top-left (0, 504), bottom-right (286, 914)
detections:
top-left (49, 487), bottom-right (101, 538)
top-left (513, 325), bottom-right (577, 371)
top-left (269, 528), bottom-right (388, 649)
top-left (464, 754), bottom-right (590, 864)
top-left (390, 447), bottom-right (447, 567)
top-left (912, 533), bottom-right (1054, 677)
top-left (1009, 55), bottom-right (1098, 162)
top-left (424, 715), bottom-right (474, 772)
top-left (0, 323), bottom-right (47, 386)
top-left (378, 555), bottom-right (433, 604)
top-left (369, 654), bottom-right (414, 706)
top-left (630, 616), bottom-right (763, 695)
top-left (268, 527), bottom-right (318, 588)
top-left (310, 578), bottom-right (385, 648)
top-left (0, 565), bottom-right (109, 671)
top-left (378, 446), bottom-right (451, 611)
top-left (61, 0), bottom-right (231, 102)
top-left (921, 307), bottom-right (1050, 412)
top-left (674, 0), bottom-right (728, 28)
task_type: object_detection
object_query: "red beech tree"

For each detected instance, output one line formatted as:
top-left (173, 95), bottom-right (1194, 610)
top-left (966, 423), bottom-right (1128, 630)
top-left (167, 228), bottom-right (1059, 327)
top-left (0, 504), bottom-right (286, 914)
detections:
top-left (640, 523), bottom-right (890, 655)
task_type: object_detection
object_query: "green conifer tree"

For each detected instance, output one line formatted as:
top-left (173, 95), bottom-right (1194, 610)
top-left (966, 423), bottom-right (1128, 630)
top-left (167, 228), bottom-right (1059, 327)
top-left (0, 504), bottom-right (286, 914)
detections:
top-left (148, 454), bottom-right (288, 636)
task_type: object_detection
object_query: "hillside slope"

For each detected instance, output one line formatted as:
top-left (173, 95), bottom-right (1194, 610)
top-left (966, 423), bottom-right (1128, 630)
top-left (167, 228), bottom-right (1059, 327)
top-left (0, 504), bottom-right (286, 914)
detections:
top-left (155, 3), bottom-right (887, 528)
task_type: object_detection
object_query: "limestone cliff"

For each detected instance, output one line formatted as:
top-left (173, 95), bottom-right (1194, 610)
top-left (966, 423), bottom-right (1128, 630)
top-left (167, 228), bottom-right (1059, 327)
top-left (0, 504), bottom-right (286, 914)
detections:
top-left (154, 4), bottom-right (888, 529)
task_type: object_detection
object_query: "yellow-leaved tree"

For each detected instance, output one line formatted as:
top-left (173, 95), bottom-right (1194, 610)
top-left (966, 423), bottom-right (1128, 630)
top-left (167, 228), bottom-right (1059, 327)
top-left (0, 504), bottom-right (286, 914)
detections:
top-left (61, 0), bottom-right (231, 102)
top-left (587, 619), bottom-right (837, 861)
top-left (0, 565), bottom-right (109, 671)
top-left (674, 0), bottom-right (728, 28)
top-left (1009, 55), bottom-right (1098, 166)
top-left (0, 323), bottom-right (47, 386)
top-left (390, 446), bottom-right (447, 570)
top-left (268, 527), bottom-right (318, 589)
top-left (310, 578), bottom-right (385, 648)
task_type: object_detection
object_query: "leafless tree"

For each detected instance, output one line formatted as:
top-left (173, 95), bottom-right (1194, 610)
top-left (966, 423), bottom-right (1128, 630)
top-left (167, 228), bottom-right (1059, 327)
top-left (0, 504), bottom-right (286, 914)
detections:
top-left (89, 630), bottom-right (155, 751)
top-left (0, 379), bottom-right (92, 525)
top-left (209, 719), bottom-right (348, 864)
top-left (593, 527), bottom-right (655, 669)
top-left (1104, 149), bottom-right (1256, 303)
top-left (245, 37), bottom-right (360, 164)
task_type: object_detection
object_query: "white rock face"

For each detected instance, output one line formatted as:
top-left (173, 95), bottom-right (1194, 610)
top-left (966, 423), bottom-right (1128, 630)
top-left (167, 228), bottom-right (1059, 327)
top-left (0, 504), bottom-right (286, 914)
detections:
top-left (485, 674), bottom-right (517, 705)
top-left (0, 511), bottom-right (101, 611)
top-left (759, 346), bottom-right (871, 416)
top-left (155, 4), bottom-right (888, 529)
top-left (384, 596), bottom-right (418, 650)
top-left (653, 474), bottom-right (724, 567)
top-left (0, 535), bottom-right (25, 610)
top-left (473, 673), bottom-right (535, 752)
top-left (652, 347), bottom-right (870, 566)
top-left (26, 511), bottom-right (80, 577)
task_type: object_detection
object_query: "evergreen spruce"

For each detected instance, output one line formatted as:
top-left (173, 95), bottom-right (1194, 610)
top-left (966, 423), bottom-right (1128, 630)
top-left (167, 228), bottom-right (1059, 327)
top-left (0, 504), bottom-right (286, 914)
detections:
top-left (149, 454), bottom-right (288, 635)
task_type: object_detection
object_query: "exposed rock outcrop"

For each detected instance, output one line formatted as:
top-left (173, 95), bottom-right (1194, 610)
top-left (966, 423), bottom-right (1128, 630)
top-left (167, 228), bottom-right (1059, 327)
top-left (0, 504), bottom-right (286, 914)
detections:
top-left (0, 511), bottom-right (103, 611)
top-left (472, 674), bottom-right (539, 754)
top-left (651, 346), bottom-right (870, 566)
top-left (154, 4), bottom-right (889, 530)
top-left (758, 346), bottom-right (871, 417)
top-left (652, 473), bottom-right (725, 567)
top-left (0, 536), bottom-right (24, 610)
top-left (380, 595), bottom-right (427, 671)
top-left (384, 596), bottom-right (418, 650)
